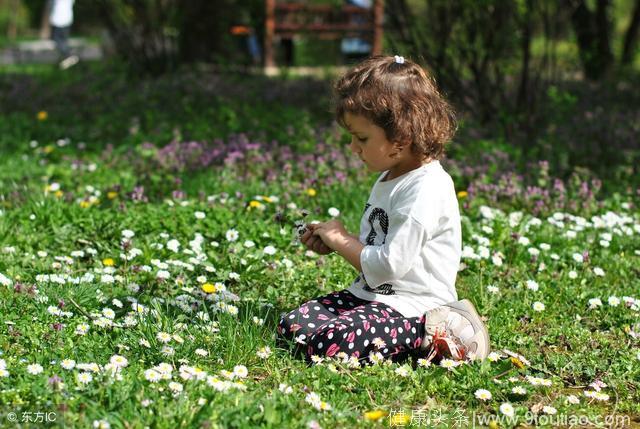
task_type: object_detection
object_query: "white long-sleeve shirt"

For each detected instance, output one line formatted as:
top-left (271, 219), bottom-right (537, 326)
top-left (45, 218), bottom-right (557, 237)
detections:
top-left (347, 160), bottom-right (461, 318)
top-left (49, 0), bottom-right (75, 27)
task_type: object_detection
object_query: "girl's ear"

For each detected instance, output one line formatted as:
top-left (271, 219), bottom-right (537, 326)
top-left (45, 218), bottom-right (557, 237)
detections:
top-left (392, 140), bottom-right (410, 154)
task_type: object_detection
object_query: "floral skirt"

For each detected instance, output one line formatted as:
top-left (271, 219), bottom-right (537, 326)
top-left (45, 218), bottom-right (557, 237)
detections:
top-left (277, 289), bottom-right (426, 366)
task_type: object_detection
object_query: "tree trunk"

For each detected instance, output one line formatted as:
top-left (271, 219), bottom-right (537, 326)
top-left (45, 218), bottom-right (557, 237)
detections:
top-left (517, 0), bottom-right (532, 112)
top-left (39, 0), bottom-right (51, 39)
top-left (621, 0), bottom-right (640, 65)
top-left (595, 0), bottom-right (613, 73)
top-left (569, 0), bottom-right (612, 80)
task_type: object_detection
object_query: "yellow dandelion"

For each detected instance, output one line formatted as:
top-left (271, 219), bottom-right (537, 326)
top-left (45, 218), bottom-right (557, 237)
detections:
top-left (306, 188), bottom-right (317, 197)
top-left (107, 191), bottom-right (118, 200)
top-left (202, 283), bottom-right (216, 294)
top-left (457, 191), bottom-right (468, 199)
top-left (249, 200), bottom-right (263, 209)
top-left (510, 357), bottom-right (525, 369)
top-left (37, 111), bottom-right (48, 121)
top-left (43, 145), bottom-right (55, 154)
top-left (364, 410), bottom-right (388, 421)
top-left (102, 258), bottom-right (115, 267)
top-left (263, 196), bottom-right (273, 203)
top-left (54, 190), bottom-right (63, 198)
top-left (79, 200), bottom-right (91, 208)
top-left (489, 421), bottom-right (499, 429)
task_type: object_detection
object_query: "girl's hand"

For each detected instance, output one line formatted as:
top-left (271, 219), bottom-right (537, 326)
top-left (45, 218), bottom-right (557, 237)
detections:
top-left (311, 220), bottom-right (350, 250)
top-left (300, 224), bottom-right (334, 255)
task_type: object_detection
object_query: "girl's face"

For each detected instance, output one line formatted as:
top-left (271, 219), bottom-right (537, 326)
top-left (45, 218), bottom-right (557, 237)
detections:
top-left (343, 112), bottom-right (398, 172)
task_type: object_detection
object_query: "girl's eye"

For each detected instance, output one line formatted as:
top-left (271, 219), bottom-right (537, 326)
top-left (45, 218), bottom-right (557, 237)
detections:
top-left (357, 137), bottom-right (367, 143)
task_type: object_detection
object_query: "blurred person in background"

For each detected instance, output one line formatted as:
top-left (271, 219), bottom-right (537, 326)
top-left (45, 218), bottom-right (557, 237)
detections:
top-left (49, 0), bottom-right (78, 69)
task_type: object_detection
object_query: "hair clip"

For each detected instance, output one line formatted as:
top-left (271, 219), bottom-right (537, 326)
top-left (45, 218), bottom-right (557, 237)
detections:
top-left (394, 55), bottom-right (405, 64)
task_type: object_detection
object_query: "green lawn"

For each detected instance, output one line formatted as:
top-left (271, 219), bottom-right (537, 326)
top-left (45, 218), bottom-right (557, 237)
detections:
top-left (0, 64), bottom-right (638, 428)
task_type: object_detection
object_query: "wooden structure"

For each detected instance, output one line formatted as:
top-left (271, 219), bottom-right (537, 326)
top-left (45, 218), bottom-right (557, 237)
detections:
top-left (264, 0), bottom-right (384, 68)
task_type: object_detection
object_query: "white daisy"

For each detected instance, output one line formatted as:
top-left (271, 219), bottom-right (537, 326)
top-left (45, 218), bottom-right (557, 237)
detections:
top-left (566, 395), bottom-right (580, 405)
top-left (77, 372), bottom-right (93, 384)
top-left (417, 358), bottom-right (431, 367)
top-left (61, 359), bottom-right (76, 370)
top-left (394, 366), bottom-right (410, 377)
top-left (169, 381), bottom-right (184, 393)
top-left (499, 403), bottom-right (514, 417)
top-left (225, 229), bottom-right (239, 242)
top-left (440, 359), bottom-right (461, 370)
top-left (92, 420), bottom-right (110, 429)
top-left (487, 352), bottom-right (502, 362)
top-left (309, 355), bottom-right (327, 366)
top-left (156, 332), bottom-right (172, 343)
top-left (166, 239), bottom-right (180, 252)
top-left (109, 355), bottom-right (128, 368)
top-left (257, 346), bottom-right (272, 359)
top-left (27, 363), bottom-right (44, 375)
top-left (233, 365), bottom-right (248, 378)
top-left (487, 285), bottom-right (500, 294)
top-left (532, 301), bottom-right (545, 312)
top-left (588, 298), bottom-right (603, 309)
top-left (512, 386), bottom-right (527, 395)
top-left (474, 389), bottom-right (492, 401)
top-left (491, 253), bottom-right (503, 266)
top-left (144, 369), bottom-right (161, 382)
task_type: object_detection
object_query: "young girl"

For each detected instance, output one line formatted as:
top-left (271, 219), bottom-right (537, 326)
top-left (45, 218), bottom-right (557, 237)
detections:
top-left (276, 55), bottom-right (490, 366)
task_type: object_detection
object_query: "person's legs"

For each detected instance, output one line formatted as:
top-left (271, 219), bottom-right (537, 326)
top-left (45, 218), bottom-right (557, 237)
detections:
top-left (305, 300), bottom-right (426, 366)
top-left (51, 25), bottom-right (71, 59)
top-left (277, 289), bottom-right (367, 359)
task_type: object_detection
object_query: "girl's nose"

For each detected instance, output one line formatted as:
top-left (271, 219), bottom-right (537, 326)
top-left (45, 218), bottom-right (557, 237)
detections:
top-left (349, 140), bottom-right (360, 154)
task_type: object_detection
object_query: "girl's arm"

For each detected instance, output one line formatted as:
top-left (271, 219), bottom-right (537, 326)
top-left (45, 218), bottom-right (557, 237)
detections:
top-left (334, 236), bottom-right (364, 272)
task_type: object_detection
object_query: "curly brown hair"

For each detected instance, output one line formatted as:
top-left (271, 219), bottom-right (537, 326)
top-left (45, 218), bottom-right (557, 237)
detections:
top-left (333, 55), bottom-right (457, 161)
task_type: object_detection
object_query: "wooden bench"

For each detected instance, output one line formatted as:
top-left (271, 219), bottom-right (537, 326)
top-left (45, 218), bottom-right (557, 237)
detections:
top-left (264, 0), bottom-right (384, 68)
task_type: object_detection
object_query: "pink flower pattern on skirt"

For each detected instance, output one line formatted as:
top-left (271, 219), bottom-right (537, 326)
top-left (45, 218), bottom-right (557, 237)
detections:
top-left (277, 289), bottom-right (427, 366)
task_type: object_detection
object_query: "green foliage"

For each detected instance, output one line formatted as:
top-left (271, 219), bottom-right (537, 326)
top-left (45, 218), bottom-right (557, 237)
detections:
top-left (0, 64), bottom-right (639, 427)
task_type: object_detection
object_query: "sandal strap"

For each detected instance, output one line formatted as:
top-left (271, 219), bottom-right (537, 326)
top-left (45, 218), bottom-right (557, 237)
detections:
top-left (423, 328), bottom-right (467, 363)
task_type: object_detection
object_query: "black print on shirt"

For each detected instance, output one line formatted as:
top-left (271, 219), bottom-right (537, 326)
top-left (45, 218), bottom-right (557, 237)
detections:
top-left (360, 206), bottom-right (396, 295)
top-left (365, 207), bottom-right (389, 245)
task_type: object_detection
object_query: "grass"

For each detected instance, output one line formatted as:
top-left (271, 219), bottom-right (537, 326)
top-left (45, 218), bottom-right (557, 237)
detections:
top-left (0, 63), bottom-right (638, 428)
